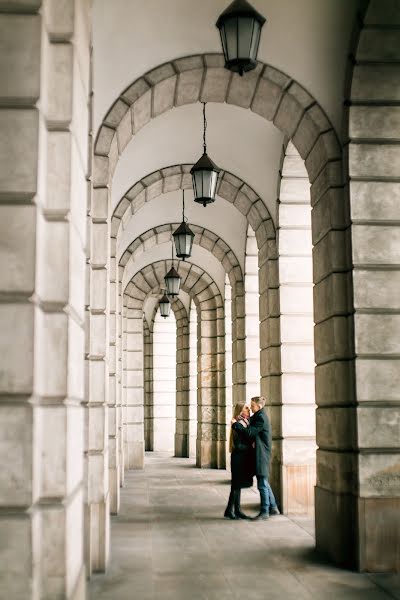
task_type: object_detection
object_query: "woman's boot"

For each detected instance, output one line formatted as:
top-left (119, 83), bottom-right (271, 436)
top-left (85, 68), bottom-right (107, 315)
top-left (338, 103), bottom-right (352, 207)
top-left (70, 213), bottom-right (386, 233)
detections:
top-left (234, 489), bottom-right (250, 519)
top-left (224, 489), bottom-right (237, 519)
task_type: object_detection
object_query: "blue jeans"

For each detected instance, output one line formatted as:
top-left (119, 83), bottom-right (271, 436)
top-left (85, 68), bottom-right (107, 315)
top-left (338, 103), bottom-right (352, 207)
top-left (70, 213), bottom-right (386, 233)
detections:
top-left (256, 476), bottom-right (277, 513)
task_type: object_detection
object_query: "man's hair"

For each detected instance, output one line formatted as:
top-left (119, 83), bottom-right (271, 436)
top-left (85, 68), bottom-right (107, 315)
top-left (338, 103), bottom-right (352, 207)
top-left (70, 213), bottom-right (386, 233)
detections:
top-left (251, 396), bottom-right (266, 408)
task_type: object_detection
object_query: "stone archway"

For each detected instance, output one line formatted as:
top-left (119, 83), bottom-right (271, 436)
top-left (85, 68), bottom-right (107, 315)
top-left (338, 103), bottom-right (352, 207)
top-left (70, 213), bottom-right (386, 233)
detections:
top-left (122, 260), bottom-right (225, 470)
top-left (88, 54), bottom-right (353, 571)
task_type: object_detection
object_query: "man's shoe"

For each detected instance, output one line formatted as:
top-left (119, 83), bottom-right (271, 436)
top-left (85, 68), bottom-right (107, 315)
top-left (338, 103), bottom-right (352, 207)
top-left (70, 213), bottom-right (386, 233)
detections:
top-left (252, 511), bottom-right (270, 521)
top-left (224, 508), bottom-right (238, 520)
top-left (270, 506), bottom-right (280, 516)
top-left (235, 510), bottom-right (250, 520)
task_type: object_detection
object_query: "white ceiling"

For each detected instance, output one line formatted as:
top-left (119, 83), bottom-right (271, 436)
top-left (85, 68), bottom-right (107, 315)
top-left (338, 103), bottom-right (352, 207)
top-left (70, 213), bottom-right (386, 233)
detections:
top-left (93, 0), bottom-right (361, 135)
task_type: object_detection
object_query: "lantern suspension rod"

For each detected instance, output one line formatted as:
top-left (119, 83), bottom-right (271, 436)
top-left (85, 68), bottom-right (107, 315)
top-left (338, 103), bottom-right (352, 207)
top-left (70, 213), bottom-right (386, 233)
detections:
top-left (182, 188), bottom-right (186, 222)
top-left (203, 102), bottom-right (207, 154)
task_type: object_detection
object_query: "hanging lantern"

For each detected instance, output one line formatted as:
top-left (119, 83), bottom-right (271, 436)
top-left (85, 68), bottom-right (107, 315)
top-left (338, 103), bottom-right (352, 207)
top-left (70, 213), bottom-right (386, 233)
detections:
top-left (159, 293), bottom-right (171, 318)
top-left (216, 0), bottom-right (266, 76)
top-left (190, 102), bottom-right (221, 207)
top-left (164, 242), bottom-right (181, 297)
top-left (164, 266), bottom-right (181, 297)
top-left (173, 189), bottom-right (195, 260)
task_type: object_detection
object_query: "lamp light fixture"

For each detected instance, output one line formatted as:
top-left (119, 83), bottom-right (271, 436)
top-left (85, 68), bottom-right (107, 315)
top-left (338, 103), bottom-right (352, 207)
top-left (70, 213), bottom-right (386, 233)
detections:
top-left (159, 292), bottom-right (171, 318)
top-left (164, 242), bottom-right (181, 297)
top-left (173, 189), bottom-right (195, 260)
top-left (216, 0), bottom-right (266, 76)
top-left (190, 102), bottom-right (220, 207)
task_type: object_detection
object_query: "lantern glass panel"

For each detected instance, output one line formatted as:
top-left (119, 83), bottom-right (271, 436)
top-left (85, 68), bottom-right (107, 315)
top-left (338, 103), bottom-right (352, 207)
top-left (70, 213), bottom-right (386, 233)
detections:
top-left (165, 268), bottom-right (181, 296)
top-left (238, 17), bottom-right (254, 58)
top-left (249, 19), bottom-right (261, 59)
top-left (159, 297), bottom-right (170, 318)
top-left (225, 17), bottom-right (238, 60)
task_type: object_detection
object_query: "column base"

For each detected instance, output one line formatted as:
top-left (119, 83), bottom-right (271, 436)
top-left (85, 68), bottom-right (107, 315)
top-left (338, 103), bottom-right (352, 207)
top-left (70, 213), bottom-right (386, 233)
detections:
top-left (175, 433), bottom-right (189, 457)
top-left (196, 440), bottom-right (226, 468)
top-left (86, 499), bottom-right (110, 575)
top-left (109, 467), bottom-right (120, 515)
top-left (358, 496), bottom-right (400, 572)
top-left (282, 463), bottom-right (315, 515)
top-left (126, 441), bottom-right (144, 469)
top-left (70, 564), bottom-right (86, 600)
top-left (315, 486), bottom-right (357, 569)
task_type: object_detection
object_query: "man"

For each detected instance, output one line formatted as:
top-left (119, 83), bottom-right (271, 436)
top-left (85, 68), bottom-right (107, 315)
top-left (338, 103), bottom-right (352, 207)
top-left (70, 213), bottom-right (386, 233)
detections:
top-left (232, 396), bottom-right (279, 520)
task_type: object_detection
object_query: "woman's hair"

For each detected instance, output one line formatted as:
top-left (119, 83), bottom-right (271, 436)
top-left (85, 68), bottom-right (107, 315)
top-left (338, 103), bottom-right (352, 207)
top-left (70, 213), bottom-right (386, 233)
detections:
top-left (229, 401), bottom-right (247, 452)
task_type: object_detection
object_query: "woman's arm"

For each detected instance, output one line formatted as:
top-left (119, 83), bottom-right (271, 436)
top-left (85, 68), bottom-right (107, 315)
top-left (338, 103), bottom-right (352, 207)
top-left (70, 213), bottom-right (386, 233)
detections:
top-left (232, 415), bottom-right (264, 440)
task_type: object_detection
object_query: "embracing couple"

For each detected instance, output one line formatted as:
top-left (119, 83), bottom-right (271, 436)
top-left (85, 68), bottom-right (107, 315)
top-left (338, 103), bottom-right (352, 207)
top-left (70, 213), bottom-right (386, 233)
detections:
top-left (224, 396), bottom-right (279, 521)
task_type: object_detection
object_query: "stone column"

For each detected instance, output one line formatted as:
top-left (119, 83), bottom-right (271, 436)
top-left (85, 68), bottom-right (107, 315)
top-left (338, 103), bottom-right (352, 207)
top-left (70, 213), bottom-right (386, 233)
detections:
top-left (188, 301), bottom-right (198, 458)
top-left (143, 319), bottom-right (153, 451)
top-left (87, 180), bottom-right (109, 572)
top-left (224, 278), bottom-right (233, 459)
top-left (175, 304), bottom-right (190, 457)
top-left (278, 144), bottom-right (316, 514)
top-left (231, 283), bottom-right (246, 405)
top-left (345, 0), bottom-right (400, 571)
top-left (196, 296), bottom-right (225, 468)
top-left (258, 230), bottom-right (281, 502)
top-left (0, 1), bottom-right (89, 596)
top-left (245, 227), bottom-right (261, 399)
top-left (121, 303), bottom-right (128, 473)
top-left (124, 303), bottom-right (144, 468)
top-left (108, 253), bottom-right (119, 514)
top-left (116, 269), bottom-right (124, 485)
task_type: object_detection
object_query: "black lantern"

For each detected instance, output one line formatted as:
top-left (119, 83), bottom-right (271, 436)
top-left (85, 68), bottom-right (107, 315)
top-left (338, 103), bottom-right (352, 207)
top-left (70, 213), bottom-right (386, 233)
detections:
top-left (164, 243), bottom-right (181, 297)
top-left (159, 293), bottom-right (171, 318)
top-left (216, 0), bottom-right (266, 76)
top-left (173, 189), bottom-right (195, 260)
top-left (190, 102), bottom-right (221, 207)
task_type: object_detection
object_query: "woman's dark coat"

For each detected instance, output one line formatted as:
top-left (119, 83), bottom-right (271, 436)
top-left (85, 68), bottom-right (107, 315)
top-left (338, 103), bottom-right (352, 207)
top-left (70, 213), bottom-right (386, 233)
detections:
top-left (233, 408), bottom-right (271, 478)
top-left (230, 428), bottom-right (254, 489)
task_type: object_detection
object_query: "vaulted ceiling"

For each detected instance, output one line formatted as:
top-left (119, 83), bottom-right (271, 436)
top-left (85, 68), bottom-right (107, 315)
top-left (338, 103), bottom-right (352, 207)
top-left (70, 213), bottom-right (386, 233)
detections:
top-left (92, 0), bottom-right (362, 303)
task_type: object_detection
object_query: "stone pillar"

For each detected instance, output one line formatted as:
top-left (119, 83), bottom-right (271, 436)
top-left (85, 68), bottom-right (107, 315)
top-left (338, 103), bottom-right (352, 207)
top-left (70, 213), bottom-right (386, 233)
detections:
top-left (188, 301), bottom-right (198, 458)
top-left (245, 227), bottom-right (261, 399)
top-left (143, 319), bottom-right (153, 451)
top-left (124, 304), bottom-right (144, 468)
top-left (152, 311), bottom-right (176, 452)
top-left (278, 144), bottom-right (316, 514)
top-left (0, 1), bottom-right (89, 596)
top-left (224, 278), bottom-right (233, 459)
top-left (121, 303), bottom-right (128, 472)
top-left (87, 178), bottom-right (109, 570)
top-left (117, 269), bottom-right (124, 485)
top-left (258, 230), bottom-right (281, 504)
top-left (231, 283), bottom-right (246, 405)
top-left (108, 252), bottom-right (120, 514)
top-left (175, 304), bottom-right (190, 457)
top-left (197, 297), bottom-right (225, 468)
top-left (344, 0), bottom-right (400, 571)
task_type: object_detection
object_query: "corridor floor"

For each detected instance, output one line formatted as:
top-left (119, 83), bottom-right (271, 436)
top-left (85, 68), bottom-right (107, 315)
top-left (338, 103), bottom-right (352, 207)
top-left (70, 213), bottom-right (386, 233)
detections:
top-left (89, 453), bottom-right (400, 600)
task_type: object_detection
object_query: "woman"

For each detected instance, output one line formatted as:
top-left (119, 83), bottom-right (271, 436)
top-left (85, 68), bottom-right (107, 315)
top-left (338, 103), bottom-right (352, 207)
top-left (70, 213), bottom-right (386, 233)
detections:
top-left (224, 401), bottom-right (254, 519)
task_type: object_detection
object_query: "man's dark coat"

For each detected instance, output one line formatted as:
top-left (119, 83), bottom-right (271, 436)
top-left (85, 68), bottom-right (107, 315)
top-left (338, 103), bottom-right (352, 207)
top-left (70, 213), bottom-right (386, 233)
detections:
top-left (233, 408), bottom-right (271, 478)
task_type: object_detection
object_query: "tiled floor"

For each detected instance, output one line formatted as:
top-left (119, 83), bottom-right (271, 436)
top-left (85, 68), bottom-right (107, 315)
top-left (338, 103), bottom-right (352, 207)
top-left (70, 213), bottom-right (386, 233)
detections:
top-left (89, 453), bottom-right (400, 600)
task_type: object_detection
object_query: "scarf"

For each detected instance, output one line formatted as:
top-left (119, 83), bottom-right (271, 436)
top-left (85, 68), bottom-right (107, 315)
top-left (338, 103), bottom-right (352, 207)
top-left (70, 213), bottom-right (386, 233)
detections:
top-left (236, 412), bottom-right (250, 428)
